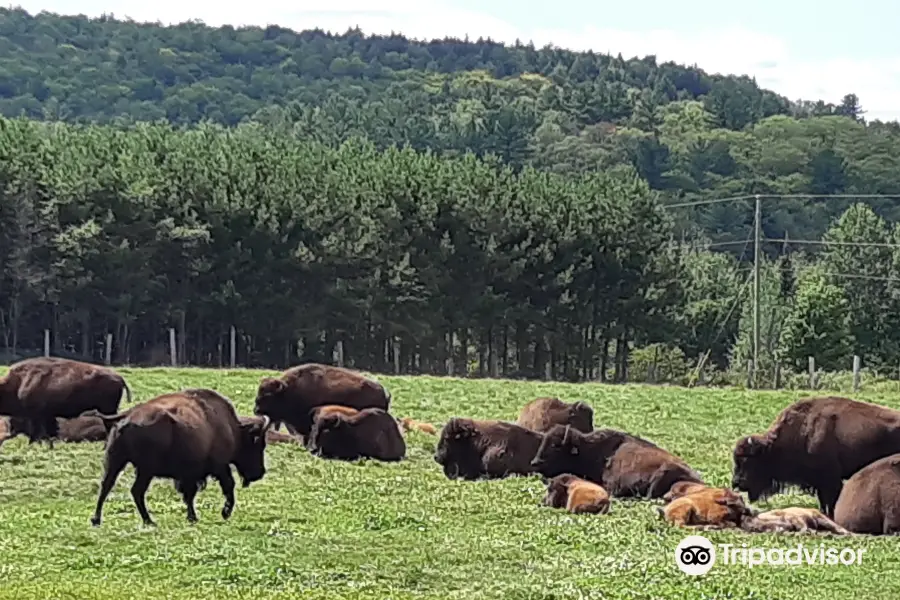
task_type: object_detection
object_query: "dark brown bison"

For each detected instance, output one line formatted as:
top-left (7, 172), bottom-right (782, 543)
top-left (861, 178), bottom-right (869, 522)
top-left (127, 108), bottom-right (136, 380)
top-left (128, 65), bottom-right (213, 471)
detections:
top-left (530, 425), bottom-right (703, 499)
top-left (0, 357), bottom-right (132, 446)
top-left (306, 408), bottom-right (405, 462)
top-left (87, 388), bottom-right (272, 527)
top-left (253, 363), bottom-right (390, 439)
top-left (742, 507), bottom-right (849, 535)
top-left (731, 396), bottom-right (900, 517)
top-left (0, 414), bottom-right (109, 447)
top-left (543, 473), bottom-right (610, 514)
top-left (517, 397), bottom-right (593, 434)
top-left (833, 453), bottom-right (900, 534)
top-left (433, 418), bottom-right (544, 480)
top-left (660, 486), bottom-right (752, 529)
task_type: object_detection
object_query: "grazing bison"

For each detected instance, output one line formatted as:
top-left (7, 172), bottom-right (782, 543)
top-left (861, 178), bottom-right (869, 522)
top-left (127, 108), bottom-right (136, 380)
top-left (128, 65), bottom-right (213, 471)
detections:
top-left (87, 388), bottom-right (272, 527)
top-left (517, 397), bottom-right (593, 434)
top-left (434, 418), bottom-right (544, 480)
top-left (254, 363), bottom-right (390, 438)
top-left (530, 425), bottom-right (703, 499)
top-left (543, 473), bottom-right (610, 514)
top-left (398, 417), bottom-right (437, 436)
top-left (0, 415), bottom-right (109, 447)
top-left (0, 357), bottom-right (131, 446)
top-left (306, 408), bottom-right (405, 462)
top-left (833, 453), bottom-right (900, 535)
top-left (660, 486), bottom-right (752, 529)
top-left (742, 507), bottom-right (849, 535)
top-left (731, 396), bottom-right (900, 517)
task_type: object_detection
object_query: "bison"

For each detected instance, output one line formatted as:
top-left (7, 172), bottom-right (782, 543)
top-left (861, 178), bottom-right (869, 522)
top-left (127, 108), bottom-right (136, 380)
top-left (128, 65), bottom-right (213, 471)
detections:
top-left (87, 388), bottom-right (272, 527)
top-left (741, 507), bottom-right (849, 535)
top-left (731, 396), bottom-right (900, 517)
top-left (0, 357), bottom-right (132, 447)
top-left (434, 418), bottom-right (544, 480)
top-left (530, 425), bottom-right (703, 499)
top-left (543, 473), bottom-right (610, 514)
top-left (662, 481), bottom-right (709, 503)
top-left (517, 397), bottom-right (593, 434)
top-left (0, 414), bottom-right (109, 447)
top-left (306, 408), bottom-right (405, 462)
top-left (833, 453), bottom-right (900, 535)
top-left (660, 486), bottom-right (752, 529)
top-left (254, 363), bottom-right (390, 439)
top-left (398, 417), bottom-right (437, 436)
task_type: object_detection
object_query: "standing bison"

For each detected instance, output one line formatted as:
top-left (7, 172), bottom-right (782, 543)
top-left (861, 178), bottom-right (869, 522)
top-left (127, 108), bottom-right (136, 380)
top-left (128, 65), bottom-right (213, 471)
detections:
top-left (530, 425), bottom-right (703, 499)
top-left (307, 408), bottom-right (406, 462)
top-left (433, 418), bottom-right (544, 480)
top-left (731, 396), bottom-right (900, 517)
top-left (833, 453), bottom-right (900, 534)
top-left (253, 363), bottom-right (391, 440)
top-left (88, 388), bottom-right (272, 527)
top-left (516, 397), bottom-right (593, 434)
top-left (0, 357), bottom-right (131, 447)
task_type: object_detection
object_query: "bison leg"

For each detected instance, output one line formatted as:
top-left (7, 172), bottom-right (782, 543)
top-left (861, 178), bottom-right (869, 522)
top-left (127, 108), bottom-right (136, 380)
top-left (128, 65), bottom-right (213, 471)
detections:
top-left (177, 479), bottom-right (201, 523)
top-left (131, 471), bottom-right (155, 526)
top-left (215, 469), bottom-right (237, 520)
top-left (816, 484), bottom-right (842, 519)
top-left (91, 454), bottom-right (129, 526)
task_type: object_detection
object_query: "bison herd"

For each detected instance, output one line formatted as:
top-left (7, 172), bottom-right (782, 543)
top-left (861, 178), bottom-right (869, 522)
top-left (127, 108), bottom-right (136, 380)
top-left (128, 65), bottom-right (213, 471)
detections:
top-left (3, 358), bottom-right (900, 538)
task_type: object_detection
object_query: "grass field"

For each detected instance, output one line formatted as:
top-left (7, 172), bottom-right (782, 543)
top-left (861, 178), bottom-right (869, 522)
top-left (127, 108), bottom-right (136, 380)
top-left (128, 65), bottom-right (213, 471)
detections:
top-left (2, 367), bottom-right (899, 599)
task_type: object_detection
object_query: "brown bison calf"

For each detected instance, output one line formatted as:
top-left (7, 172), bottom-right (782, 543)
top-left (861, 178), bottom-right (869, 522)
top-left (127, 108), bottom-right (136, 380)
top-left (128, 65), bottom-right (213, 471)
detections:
top-left (254, 363), bottom-right (390, 439)
top-left (517, 397), bottom-right (593, 434)
top-left (731, 396), bottom-right (900, 517)
top-left (398, 417), bottom-right (437, 436)
top-left (742, 507), bottom-right (849, 535)
top-left (660, 487), bottom-right (752, 529)
top-left (88, 388), bottom-right (272, 527)
top-left (434, 418), bottom-right (544, 480)
top-left (833, 453), bottom-right (900, 535)
top-left (530, 425), bottom-right (703, 499)
top-left (662, 481), bottom-right (709, 503)
top-left (306, 408), bottom-right (405, 462)
top-left (543, 473), bottom-right (610, 514)
top-left (0, 357), bottom-right (132, 447)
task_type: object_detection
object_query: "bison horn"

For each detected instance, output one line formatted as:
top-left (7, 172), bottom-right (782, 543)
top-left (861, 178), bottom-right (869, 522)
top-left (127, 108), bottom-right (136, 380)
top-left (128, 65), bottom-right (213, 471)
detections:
top-left (260, 416), bottom-right (272, 431)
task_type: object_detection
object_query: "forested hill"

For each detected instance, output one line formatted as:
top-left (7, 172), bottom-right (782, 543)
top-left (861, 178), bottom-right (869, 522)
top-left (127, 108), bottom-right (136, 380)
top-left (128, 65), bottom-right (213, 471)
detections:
top-left (0, 7), bottom-right (899, 241)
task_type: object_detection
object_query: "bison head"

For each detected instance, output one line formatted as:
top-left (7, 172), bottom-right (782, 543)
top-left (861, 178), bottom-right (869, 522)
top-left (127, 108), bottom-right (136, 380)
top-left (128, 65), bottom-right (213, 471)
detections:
top-left (569, 401), bottom-right (594, 433)
top-left (716, 489), bottom-right (755, 524)
top-left (530, 424), bottom-right (580, 477)
top-left (234, 416), bottom-right (272, 487)
top-left (731, 434), bottom-right (776, 501)
top-left (434, 418), bottom-right (480, 479)
top-left (307, 413), bottom-right (357, 459)
top-left (254, 377), bottom-right (288, 419)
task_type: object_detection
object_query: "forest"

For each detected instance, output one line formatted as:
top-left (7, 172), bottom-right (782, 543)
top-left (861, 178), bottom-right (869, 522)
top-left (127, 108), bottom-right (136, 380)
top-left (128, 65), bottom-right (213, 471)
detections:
top-left (0, 8), bottom-right (898, 383)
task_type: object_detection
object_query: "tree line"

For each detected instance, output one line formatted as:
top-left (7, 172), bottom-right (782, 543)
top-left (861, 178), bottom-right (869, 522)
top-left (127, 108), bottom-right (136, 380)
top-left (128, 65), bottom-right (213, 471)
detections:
top-left (1, 117), bottom-right (898, 384)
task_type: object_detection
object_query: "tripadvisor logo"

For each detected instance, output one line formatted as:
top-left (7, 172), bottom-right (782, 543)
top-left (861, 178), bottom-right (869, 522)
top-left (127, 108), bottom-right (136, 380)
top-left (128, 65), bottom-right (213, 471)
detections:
top-left (674, 535), bottom-right (866, 575)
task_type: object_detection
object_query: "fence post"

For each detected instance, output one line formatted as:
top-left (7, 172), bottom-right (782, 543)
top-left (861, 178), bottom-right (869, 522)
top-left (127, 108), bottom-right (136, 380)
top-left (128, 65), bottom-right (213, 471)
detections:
top-left (43, 329), bottom-right (50, 357)
top-left (746, 360), bottom-right (753, 388)
top-left (229, 326), bottom-right (236, 368)
top-left (105, 333), bottom-right (113, 365)
top-left (808, 356), bottom-right (815, 389)
top-left (393, 337), bottom-right (400, 374)
top-left (336, 340), bottom-right (345, 368)
top-left (773, 361), bottom-right (781, 389)
top-left (853, 355), bottom-right (861, 392)
top-left (446, 332), bottom-right (454, 377)
top-left (169, 328), bottom-right (177, 367)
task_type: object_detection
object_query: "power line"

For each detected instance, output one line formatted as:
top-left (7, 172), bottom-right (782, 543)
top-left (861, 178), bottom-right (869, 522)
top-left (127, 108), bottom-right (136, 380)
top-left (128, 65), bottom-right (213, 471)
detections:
top-left (824, 272), bottom-right (900, 283)
top-left (663, 193), bottom-right (900, 210)
top-left (663, 195), bottom-right (756, 209)
top-left (767, 238), bottom-right (900, 249)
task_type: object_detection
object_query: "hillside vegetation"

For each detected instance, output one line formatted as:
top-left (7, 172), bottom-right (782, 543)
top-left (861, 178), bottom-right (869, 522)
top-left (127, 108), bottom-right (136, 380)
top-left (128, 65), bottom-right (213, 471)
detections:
top-left (1, 368), bottom-right (898, 599)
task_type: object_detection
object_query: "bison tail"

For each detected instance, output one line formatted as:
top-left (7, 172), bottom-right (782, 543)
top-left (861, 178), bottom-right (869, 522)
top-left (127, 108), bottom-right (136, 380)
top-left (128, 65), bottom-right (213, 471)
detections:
top-left (84, 410), bottom-right (128, 432)
top-left (123, 382), bottom-right (133, 403)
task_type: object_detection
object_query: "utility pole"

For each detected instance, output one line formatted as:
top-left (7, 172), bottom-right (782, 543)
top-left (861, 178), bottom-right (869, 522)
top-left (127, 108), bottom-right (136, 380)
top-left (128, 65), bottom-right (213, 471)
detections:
top-left (753, 194), bottom-right (761, 388)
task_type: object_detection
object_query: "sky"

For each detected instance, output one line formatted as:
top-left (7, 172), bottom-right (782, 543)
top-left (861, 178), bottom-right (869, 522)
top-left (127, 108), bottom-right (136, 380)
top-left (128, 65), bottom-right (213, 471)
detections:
top-left (15, 0), bottom-right (900, 122)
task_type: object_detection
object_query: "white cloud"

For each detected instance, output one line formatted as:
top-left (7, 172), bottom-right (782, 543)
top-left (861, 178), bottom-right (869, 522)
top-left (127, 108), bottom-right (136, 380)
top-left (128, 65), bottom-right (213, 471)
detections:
top-left (17, 0), bottom-right (900, 122)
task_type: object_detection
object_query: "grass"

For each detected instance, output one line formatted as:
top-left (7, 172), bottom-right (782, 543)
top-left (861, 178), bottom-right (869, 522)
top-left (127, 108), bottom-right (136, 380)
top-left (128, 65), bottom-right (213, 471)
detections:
top-left (2, 367), bottom-right (900, 599)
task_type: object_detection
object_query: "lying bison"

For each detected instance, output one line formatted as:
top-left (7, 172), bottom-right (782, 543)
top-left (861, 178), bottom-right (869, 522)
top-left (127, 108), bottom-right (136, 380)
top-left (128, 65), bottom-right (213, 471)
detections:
top-left (731, 396), bottom-right (900, 517)
top-left (0, 414), bottom-right (109, 447)
top-left (0, 357), bottom-right (132, 446)
top-left (307, 408), bottom-right (405, 462)
top-left (517, 397), bottom-right (593, 434)
top-left (434, 418), bottom-right (544, 480)
top-left (543, 473), bottom-right (610, 514)
top-left (87, 388), bottom-right (272, 527)
top-left (742, 507), bottom-right (849, 535)
top-left (254, 363), bottom-right (390, 439)
top-left (530, 425), bottom-right (703, 499)
top-left (833, 453), bottom-right (900, 535)
top-left (660, 486), bottom-right (751, 529)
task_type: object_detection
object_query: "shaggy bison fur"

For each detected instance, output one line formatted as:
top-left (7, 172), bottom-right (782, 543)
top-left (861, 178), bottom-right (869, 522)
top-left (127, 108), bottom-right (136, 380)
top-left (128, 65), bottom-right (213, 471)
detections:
top-left (833, 453), bottom-right (900, 535)
top-left (254, 363), bottom-right (390, 438)
top-left (660, 486), bottom-right (752, 529)
top-left (306, 407), bottom-right (405, 462)
top-left (741, 507), bottom-right (849, 535)
top-left (731, 396), bottom-right (900, 517)
top-left (530, 425), bottom-right (703, 499)
top-left (0, 357), bottom-right (131, 447)
top-left (516, 397), bottom-right (593, 434)
top-left (87, 388), bottom-right (272, 526)
top-left (543, 473), bottom-right (610, 514)
top-left (434, 418), bottom-right (544, 480)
